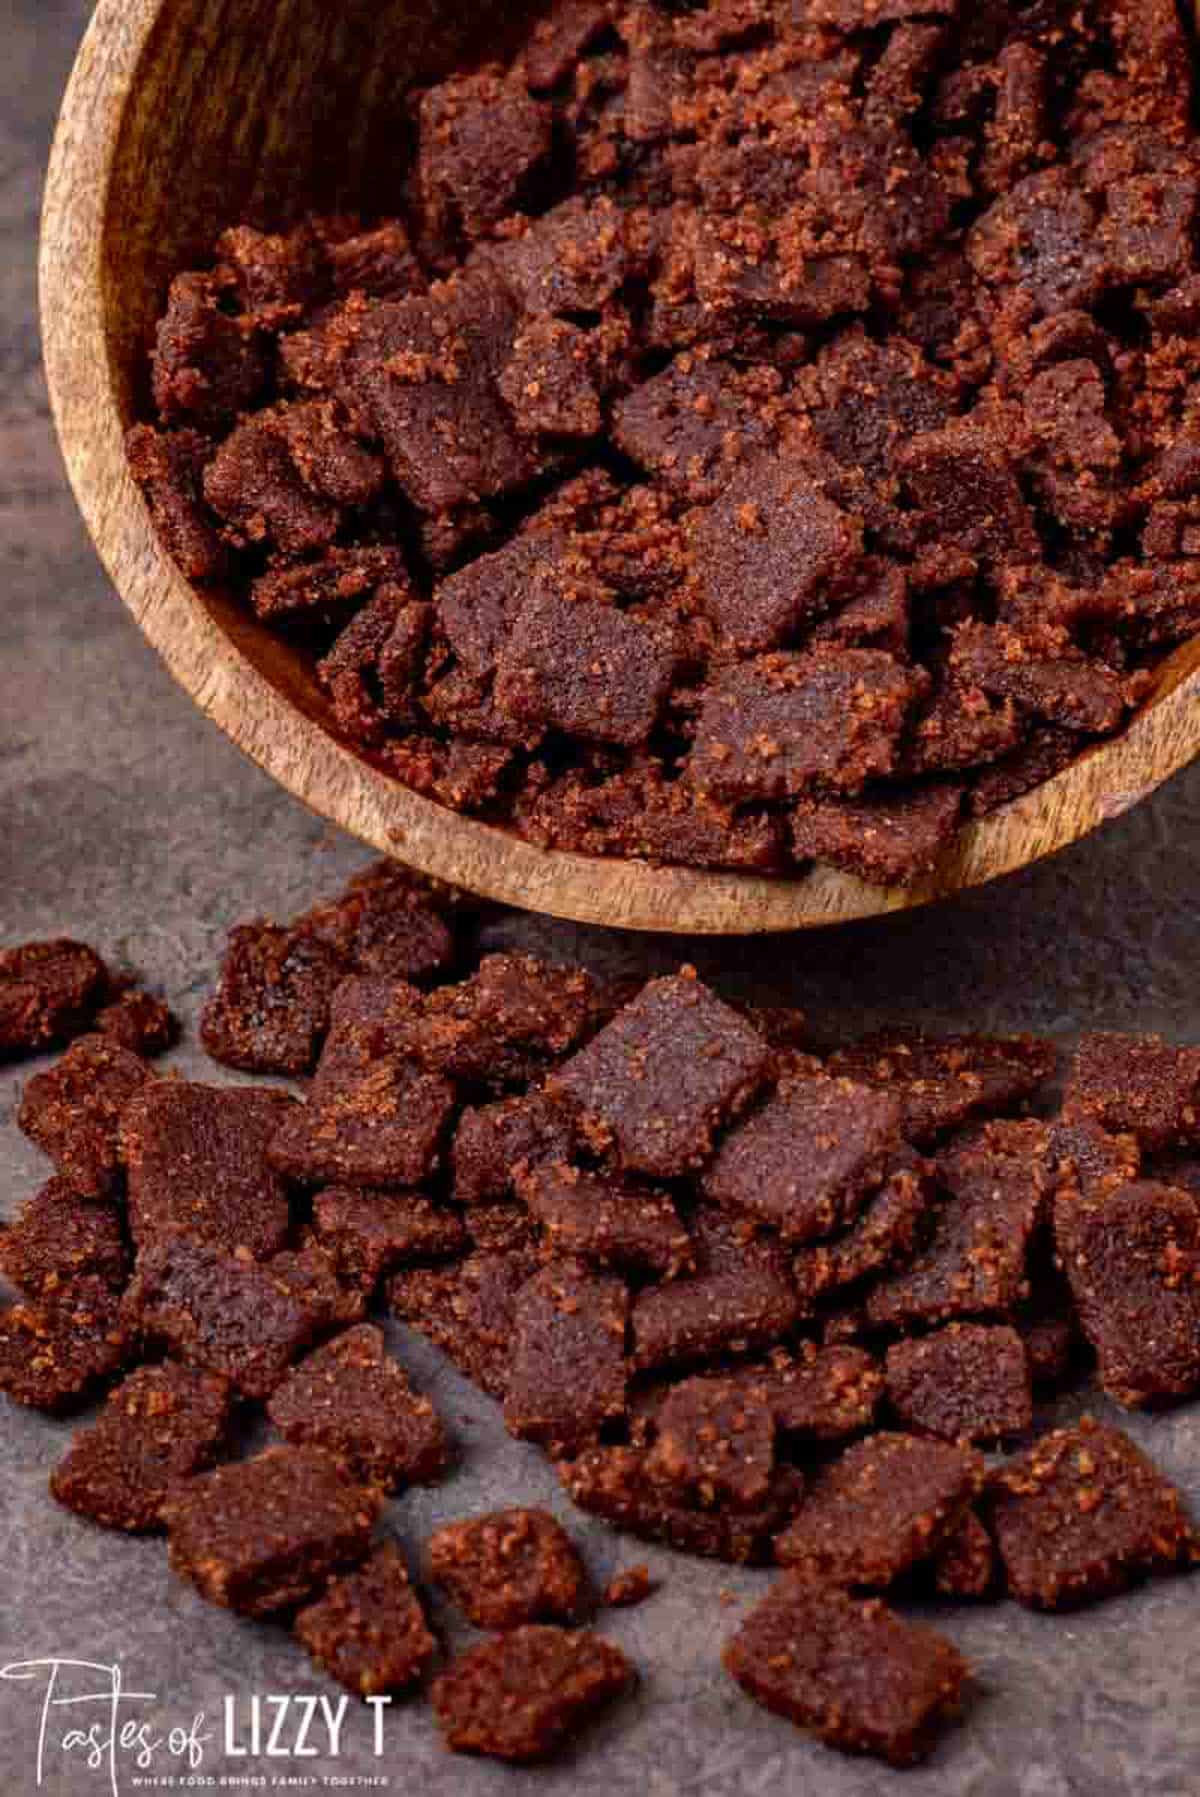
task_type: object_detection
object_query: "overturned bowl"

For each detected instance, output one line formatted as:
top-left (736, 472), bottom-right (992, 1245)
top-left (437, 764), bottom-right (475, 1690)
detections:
top-left (40, 0), bottom-right (1200, 933)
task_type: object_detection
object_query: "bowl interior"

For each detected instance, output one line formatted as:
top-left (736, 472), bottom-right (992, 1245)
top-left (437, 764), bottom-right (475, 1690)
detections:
top-left (45, 0), bottom-right (1200, 932)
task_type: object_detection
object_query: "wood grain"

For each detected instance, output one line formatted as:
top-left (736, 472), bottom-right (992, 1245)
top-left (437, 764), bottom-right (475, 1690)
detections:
top-left (39, 0), bottom-right (1200, 934)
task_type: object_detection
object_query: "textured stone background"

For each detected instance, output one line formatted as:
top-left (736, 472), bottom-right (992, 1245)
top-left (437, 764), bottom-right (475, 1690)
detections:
top-left (3, 6), bottom-right (1200, 1793)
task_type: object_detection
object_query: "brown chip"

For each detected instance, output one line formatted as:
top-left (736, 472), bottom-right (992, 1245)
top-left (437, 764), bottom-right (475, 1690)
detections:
top-left (125, 426), bottom-right (227, 582)
top-left (410, 954), bottom-right (599, 1090)
top-left (559, 1446), bottom-right (804, 1565)
top-left (165, 1445), bottom-right (381, 1617)
top-left (493, 195), bottom-right (640, 316)
top-left (1055, 1179), bottom-right (1200, 1407)
top-left (866, 1121), bottom-right (1053, 1329)
top-left (428, 1508), bottom-right (590, 1629)
top-left (294, 1542), bottom-right (435, 1697)
top-left (417, 69), bottom-right (553, 246)
top-left (692, 651), bottom-right (926, 803)
top-left (268, 1016), bottom-right (455, 1193)
top-left (989, 1418), bottom-right (1199, 1610)
top-left (790, 784), bottom-right (964, 886)
top-left (431, 1626), bottom-right (633, 1764)
top-left (389, 1248), bottom-right (539, 1400)
top-left (325, 220), bottom-right (426, 302)
top-left (949, 621), bottom-right (1130, 734)
top-left (250, 546), bottom-right (409, 624)
top-left (93, 987), bottom-right (176, 1058)
top-left (120, 1081), bottom-right (296, 1257)
top-left (885, 1323), bottom-right (1033, 1443)
top-left (630, 1208), bottom-right (799, 1372)
top-left (494, 592), bottom-right (676, 748)
top-left (519, 1160), bottom-right (693, 1279)
top-left (200, 922), bottom-right (348, 1074)
top-left (737, 1342), bottom-right (883, 1442)
top-left (125, 1236), bottom-right (334, 1399)
top-left (645, 1374), bottom-right (776, 1511)
top-left (686, 450), bottom-right (864, 653)
top-left (724, 1577), bottom-right (968, 1767)
top-left (19, 1035), bottom-right (153, 1198)
top-left (311, 1188), bottom-right (466, 1292)
top-left (339, 275), bottom-right (541, 514)
top-left (0, 940), bottom-right (110, 1060)
top-left (553, 970), bottom-right (772, 1178)
top-left (828, 1030), bottom-right (1056, 1144)
top-left (217, 220), bottom-right (327, 326)
top-left (498, 315), bottom-right (605, 440)
top-left (1063, 1033), bottom-right (1200, 1152)
top-left (202, 404), bottom-right (382, 558)
top-left (791, 1152), bottom-right (934, 1301)
top-left (1050, 1113), bottom-right (1142, 1200)
top-left (268, 1240), bottom-right (366, 1335)
top-left (150, 271), bottom-right (267, 432)
top-left (901, 420), bottom-right (1039, 568)
top-left (774, 1431), bottom-right (983, 1587)
top-left (267, 1324), bottom-right (448, 1490)
top-left (704, 1072), bottom-right (904, 1244)
top-left (0, 1177), bottom-right (128, 1299)
top-left (503, 1261), bottom-right (629, 1455)
top-left (0, 1278), bottom-right (131, 1414)
top-left (612, 355), bottom-right (782, 504)
top-left (50, 1363), bottom-right (233, 1533)
top-left (522, 0), bottom-right (616, 90)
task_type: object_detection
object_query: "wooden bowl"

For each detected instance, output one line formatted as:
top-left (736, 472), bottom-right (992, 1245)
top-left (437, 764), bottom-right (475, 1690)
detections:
top-left (40, 0), bottom-right (1200, 934)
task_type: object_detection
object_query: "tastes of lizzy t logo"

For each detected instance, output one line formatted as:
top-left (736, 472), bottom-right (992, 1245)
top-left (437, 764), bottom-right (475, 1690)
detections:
top-left (0, 1657), bottom-right (391, 1794)
top-left (0, 1659), bottom-right (208, 1795)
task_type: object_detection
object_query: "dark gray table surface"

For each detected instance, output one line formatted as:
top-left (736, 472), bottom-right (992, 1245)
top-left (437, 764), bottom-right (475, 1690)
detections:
top-left (3, 6), bottom-right (1200, 1794)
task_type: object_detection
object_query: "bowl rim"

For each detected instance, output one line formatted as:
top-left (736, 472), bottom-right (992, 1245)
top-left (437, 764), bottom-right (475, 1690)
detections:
top-left (38, 0), bottom-right (1200, 934)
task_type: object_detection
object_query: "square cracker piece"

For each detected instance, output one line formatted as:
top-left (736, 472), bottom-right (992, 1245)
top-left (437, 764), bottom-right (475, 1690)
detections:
top-left (645, 1374), bottom-right (776, 1512)
top-left (989, 1418), bottom-right (1199, 1611)
top-left (493, 591), bottom-right (676, 748)
top-left (269, 985), bottom-right (456, 1193)
top-left (1, 940), bottom-right (109, 1060)
top-left (267, 1323), bottom-right (448, 1490)
top-left (630, 1208), bottom-right (800, 1371)
top-left (519, 1160), bottom-right (693, 1280)
top-left (704, 1072), bottom-right (904, 1245)
top-left (774, 1431), bottom-right (983, 1588)
top-left (553, 969), bottom-right (772, 1178)
top-left (199, 921), bottom-right (348, 1075)
top-left (559, 1445), bottom-right (805, 1566)
top-left (50, 1363), bottom-right (233, 1533)
top-left (1055, 1179), bottom-right (1200, 1407)
top-left (724, 1577), bottom-right (968, 1768)
top-left (503, 1260), bottom-right (629, 1456)
top-left (691, 650), bottom-right (926, 803)
top-left (0, 1177), bottom-right (128, 1299)
top-left (389, 1247), bottom-right (539, 1401)
top-left (885, 1323), bottom-right (1033, 1444)
top-left (165, 1445), bottom-right (381, 1617)
top-left (830, 1030), bottom-right (1057, 1144)
top-left (686, 448), bottom-right (864, 654)
top-left (19, 1035), bottom-right (152, 1199)
top-left (125, 1236), bottom-right (335, 1400)
top-left (339, 273), bottom-right (541, 514)
top-left (866, 1120), bottom-right (1053, 1329)
top-left (119, 1082), bottom-right (296, 1259)
top-left (294, 1542), bottom-right (436, 1697)
top-left (431, 1626), bottom-right (633, 1764)
top-left (1062, 1032), bottom-right (1200, 1153)
top-left (428, 1508), bottom-right (590, 1630)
